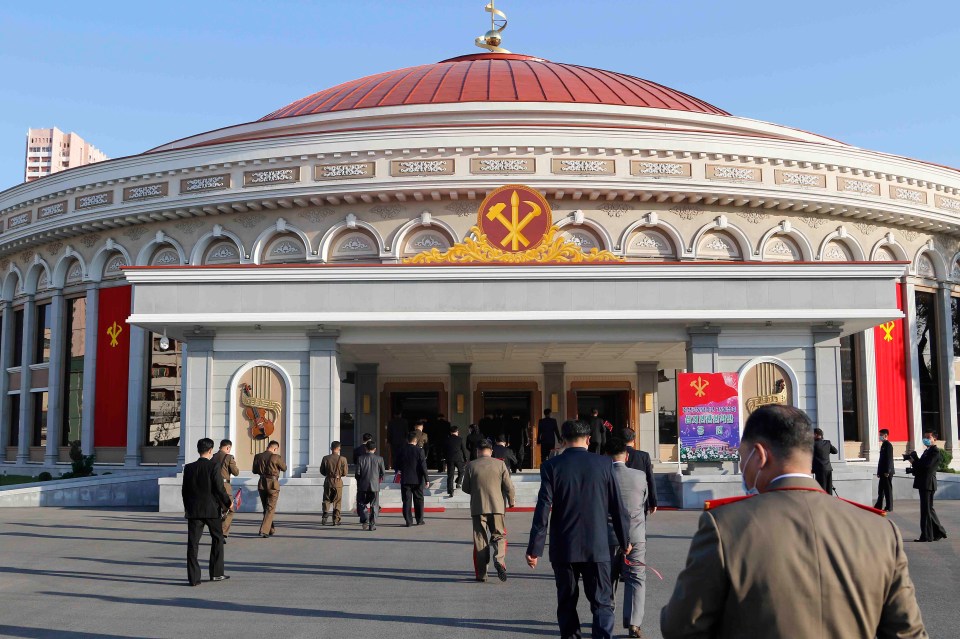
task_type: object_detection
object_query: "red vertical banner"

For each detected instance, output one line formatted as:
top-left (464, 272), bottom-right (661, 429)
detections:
top-left (94, 285), bottom-right (131, 447)
top-left (874, 283), bottom-right (909, 442)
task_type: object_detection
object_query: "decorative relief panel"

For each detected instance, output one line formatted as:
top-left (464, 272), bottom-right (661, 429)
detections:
top-left (598, 202), bottom-right (632, 218)
top-left (823, 242), bottom-right (851, 261)
top-left (38, 201), bottom-right (67, 220)
top-left (469, 158), bottom-right (535, 174)
top-left (737, 212), bottom-right (768, 224)
top-left (243, 167), bottom-right (301, 187)
top-left (952, 260), bottom-right (960, 281)
top-left (873, 246), bottom-right (895, 261)
top-left (669, 205), bottom-right (703, 220)
top-left (799, 216), bottom-right (829, 228)
top-left (626, 230), bottom-right (675, 259)
top-left (75, 191), bottom-right (114, 210)
top-left (774, 170), bottom-right (825, 188)
top-left (706, 165), bottom-right (761, 182)
top-left (180, 174), bottom-right (230, 193)
top-left (123, 182), bottom-right (169, 202)
top-left (889, 186), bottom-right (927, 204)
top-left (390, 160), bottom-right (454, 176)
top-left (837, 177), bottom-right (880, 196)
top-left (551, 158), bottom-right (615, 175)
top-left (7, 210), bottom-right (32, 230)
top-left (853, 222), bottom-right (874, 235)
top-left (445, 201), bottom-right (476, 217)
top-left (403, 230), bottom-right (452, 255)
top-left (331, 231), bottom-right (380, 261)
top-left (762, 237), bottom-right (800, 262)
top-left (263, 234), bottom-right (307, 263)
top-left (105, 256), bottom-right (127, 274)
top-left (66, 264), bottom-right (83, 283)
top-left (630, 161), bottom-right (691, 178)
top-left (315, 162), bottom-right (375, 180)
top-left (916, 254), bottom-right (935, 278)
top-left (564, 231), bottom-right (598, 249)
top-left (698, 232), bottom-right (741, 260)
top-left (935, 195), bottom-right (960, 213)
top-left (205, 243), bottom-right (240, 264)
top-left (151, 249), bottom-right (180, 266)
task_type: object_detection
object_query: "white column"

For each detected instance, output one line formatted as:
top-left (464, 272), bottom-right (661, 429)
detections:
top-left (686, 327), bottom-right (721, 373)
top-left (304, 329), bottom-right (340, 476)
top-left (636, 361), bottom-right (659, 455)
top-left (936, 285), bottom-right (958, 454)
top-left (16, 295), bottom-right (37, 464)
top-left (181, 329), bottom-right (215, 467)
top-left (902, 280), bottom-right (923, 449)
top-left (80, 284), bottom-right (99, 456)
top-left (813, 325), bottom-right (845, 462)
top-left (0, 301), bottom-right (14, 457)
top-left (44, 291), bottom-right (66, 465)
top-left (857, 329), bottom-right (880, 461)
top-left (124, 325), bottom-right (149, 467)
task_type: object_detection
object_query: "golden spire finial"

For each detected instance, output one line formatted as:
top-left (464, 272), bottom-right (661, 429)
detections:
top-left (475, 1), bottom-right (510, 53)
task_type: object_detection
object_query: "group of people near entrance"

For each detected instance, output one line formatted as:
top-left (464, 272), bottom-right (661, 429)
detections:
top-left (182, 404), bottom-right (941, 638)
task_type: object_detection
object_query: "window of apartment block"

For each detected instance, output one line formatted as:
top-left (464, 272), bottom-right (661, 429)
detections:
top-left (839, 335), bottom-right (860, 441)
top-left (61, 297), bottom-right (86, 446)
top-left (145, 334), bottom-right (182, 447)
top-left (12, 309), bottom-right (24, 365)
top-left (31, 391), bottom-right (48, 447)
top-left (35, 303), bottom-right (51, 364)
top-left (7, 394), bottom-right (20, 446)
top-left (915, 291), bottom-right (941, 436)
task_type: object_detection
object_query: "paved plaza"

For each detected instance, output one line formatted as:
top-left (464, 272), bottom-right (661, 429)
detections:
top-left (0, 501), bottom-right (957, 639)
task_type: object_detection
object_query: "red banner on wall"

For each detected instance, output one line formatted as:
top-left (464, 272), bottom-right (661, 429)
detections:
top-left (94, 285), bottom-right (131, 447)
top-left (873, 283), bottom-right (909, 442)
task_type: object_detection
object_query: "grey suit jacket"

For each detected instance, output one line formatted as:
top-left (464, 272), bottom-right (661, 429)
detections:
top-left (608, 462), bottom-right (647, 546)
top-left (355, 452), bottom-right (386, 493)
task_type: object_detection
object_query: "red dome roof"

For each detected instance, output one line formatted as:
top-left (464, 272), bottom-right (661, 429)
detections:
top-left (260, 53), bottom-right (728, 121)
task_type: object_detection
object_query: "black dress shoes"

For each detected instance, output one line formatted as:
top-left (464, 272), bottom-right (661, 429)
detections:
top-left (210, 575), bottom-right (230, 582)
top-left (493, 560), bottom-right (508, 582)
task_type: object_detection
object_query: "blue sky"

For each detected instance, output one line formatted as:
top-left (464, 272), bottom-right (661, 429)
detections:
top-left (2, 1), bottom-right (959, 189)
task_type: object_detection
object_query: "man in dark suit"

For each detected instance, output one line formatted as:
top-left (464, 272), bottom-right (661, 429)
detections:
top-left (465, 424), bottom-right (484, 461)
top-left (526, 420), bottom-right (630, 639)
top-left (181, 437), bottom-right (232, 586)
top-left (395, 430), bottom-right (429, 526)
top-left (493, 435), bottom-right (520, 474)
top-left (537, 408), bottom-right (561, 465)
top-left (812, 428), bottom-right (837, 493)
top-left (353, 432), bottom-right (374, 466)
top-left (588, 408), bottom-right (607, 454)
top-left (355, 440), bottom-right (386, 531)
top-left (623, 428), bottom-right (658, 516)
top-left (386, 412), bottom-right (408, 468)
top-left (874, 428), bottom-right (895, 512)
top-left (442, 424), bottom-right (469, 497)
top-left (907, 431), bottom-right (948, 542)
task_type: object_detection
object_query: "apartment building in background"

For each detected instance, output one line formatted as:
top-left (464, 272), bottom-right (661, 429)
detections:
top-left (24, 127), bottom-right (107, 182)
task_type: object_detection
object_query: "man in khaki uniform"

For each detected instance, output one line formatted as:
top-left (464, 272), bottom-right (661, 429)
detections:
top-left (211, 439), bottom-right (240, 539)
top-left (661, 405), bottom-right (927, 639)
top-left (461, 439), bottom-right (515, 583)
top-left (252, 440), bottom-right (286, 538)
top-left (320, 440), bottom-right (349, 526)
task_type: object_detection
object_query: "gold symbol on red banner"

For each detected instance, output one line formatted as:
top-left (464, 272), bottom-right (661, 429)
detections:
top-left (485, 190), bottom-right (543, 251)
top-left (691, 376), bottom-right (709, 398)
top-left (106, 321), bottom-right (123, 348)
top-left (880, 321), bottom-right (896, 342)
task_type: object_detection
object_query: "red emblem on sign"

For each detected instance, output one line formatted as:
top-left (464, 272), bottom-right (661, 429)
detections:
top-left (477, 185), bottom-right (552, 253)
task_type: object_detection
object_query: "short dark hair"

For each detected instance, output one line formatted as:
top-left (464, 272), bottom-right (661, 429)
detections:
top-left (561, 420), bottom-right (591, 442)
top-left (604, 437), bottom-right (628, 457)
top-left (197, 438), bottom-right (215, 454)
top-left (362, 433), bottom-right (373, 443)
top-left (477, 438), bottom-right (494, 451)
top-left (365, 441), bottom-right (377, 451)
top-left (267, 440), bottom-right (280, 449)
top-left (495, 434), bottom-right (507, 444)
top-left (544, 408), bottom-right (552, 416)
top-left (407, 430), bottom-right (419, 443)
top-left (923, 431), bottom-right (937, 438)
top-left (741, 405), bottom-right (814, 459)
top-left (879, 428), bottom-right (889, 436)
top-left (591, 408), bottom-right (599, 415)
top-left (219, 439), bottom-right (232, 448)
top-left (331, 441), bottom-right (341, 450)
top-left (622, 428), bottom-right (635, 441)
top-left (450, 424), bottom-right (459, 434)
top-left (813, 428), bottom-right (824, 438)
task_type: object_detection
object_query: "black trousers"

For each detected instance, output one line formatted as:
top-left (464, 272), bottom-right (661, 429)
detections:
top-left (186, 517), bottom-right (224, 585)
top-left (356, 490), bottom-right (380, 525)
top-left (553, 560), bottom-right (614, 639)
top-left (814, 468), bottom-right (833, 494)
top-left (875, 474), bottom-right (893, 511)
top-left (447, 460), bottom-right (465, 495)
top-left (400, 483), bottom-right (424, 524)
top-left (919, 488), bottom-right (947, 541)
top-left (540, 446), bottom-right (554, 465)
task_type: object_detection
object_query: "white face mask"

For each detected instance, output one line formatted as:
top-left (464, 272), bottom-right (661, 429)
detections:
top-left (740, 446), bottom-right (761, 496)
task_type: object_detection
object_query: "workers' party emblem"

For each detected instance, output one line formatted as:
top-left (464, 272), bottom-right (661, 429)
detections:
top-left (106, 321), bottom-right (123, 348)
top-left (477, 185), bottom-right (552, 253)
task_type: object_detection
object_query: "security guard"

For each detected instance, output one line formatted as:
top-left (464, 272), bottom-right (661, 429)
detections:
top-left (211, 439), bottom-right (240, 540)
top-left (320, 440), bottom-right (349, 526)
top-left (252, 440), bottom-right (287, 538)
top-left (661, 405), bottom-right (926, 639)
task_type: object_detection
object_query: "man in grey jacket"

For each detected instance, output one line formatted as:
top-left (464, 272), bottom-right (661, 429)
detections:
top-left (355, 440), bottom-right (386, 531)
top-left (606, 437), bottom-right (648, 638)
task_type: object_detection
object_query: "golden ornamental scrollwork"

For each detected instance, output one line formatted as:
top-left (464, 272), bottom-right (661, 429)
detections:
top-left (404, 225), bottom-right (624, 264)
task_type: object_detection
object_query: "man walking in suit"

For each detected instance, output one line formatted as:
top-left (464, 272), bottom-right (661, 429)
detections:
top-left (211, 439), bottom-right (240, 540)
top-left (588, 408), bottom-right (607, 454)
top-left (252, 440), bottom-right (286, 538)
top-left (661, 405), bottom-right (926, 638)
top-left (622, 428), bottom-right (658, 516)
top-left (182, 438), bottom-right (232, 586)
top-left (442, 424), bottom-right (469, 497)
top-left (462, 439), bottom-right (516, 582)
top-left (875, 428), bottom-right (895, 512)
top-left (466, 424), bottom-right (484, 461)
top-left (907, 431), bottom-right (948, 542)
top-left (605, 438), bottom-right (648, 638)
top-left (355, 440), bottom-right (386, 531)
top-left (537, 408), bottom-right (561, 465)
top-left (320, 441), bottom-right (349, 526)
top-left (386, 412), bottom-right (408, 469)
top-left (354, 432), bottom-right (374, 467)
top-left (493, 435), bottom-right (520, 473)
top-left (526, 420), bottom-right (630, 639)
top-left (396, 431), bottom-right (429, 526)
top-left (812, 427), bottom-right (838, 493)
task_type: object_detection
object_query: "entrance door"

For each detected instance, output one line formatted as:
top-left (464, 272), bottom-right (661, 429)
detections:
top-left (576, 390), bottom-right (632, 441)
top-left (480, 391), bottom-right (533, 470)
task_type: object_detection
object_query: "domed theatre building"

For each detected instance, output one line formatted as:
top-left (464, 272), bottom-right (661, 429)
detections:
top-left (1, 23), bottom-right (957, 506)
